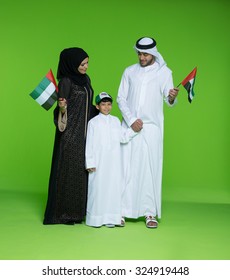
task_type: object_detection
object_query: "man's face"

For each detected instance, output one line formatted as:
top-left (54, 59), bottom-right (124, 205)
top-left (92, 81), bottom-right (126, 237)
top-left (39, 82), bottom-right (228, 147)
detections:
top-left (138, 52), bottom-right (155, 67)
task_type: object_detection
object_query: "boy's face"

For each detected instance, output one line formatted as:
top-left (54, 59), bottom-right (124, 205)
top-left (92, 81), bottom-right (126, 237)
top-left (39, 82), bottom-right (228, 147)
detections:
top-left (96, 101), bottom-right (112, 115)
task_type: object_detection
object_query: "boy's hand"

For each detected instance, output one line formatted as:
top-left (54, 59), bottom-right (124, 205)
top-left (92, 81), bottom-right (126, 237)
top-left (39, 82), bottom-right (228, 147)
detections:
top-left (87, 168), bottom-right (96, 173)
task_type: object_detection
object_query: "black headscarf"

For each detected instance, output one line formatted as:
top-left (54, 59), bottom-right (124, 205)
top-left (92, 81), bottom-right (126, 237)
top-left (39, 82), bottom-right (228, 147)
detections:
top-left (57, 47), bottom-right (89, 86)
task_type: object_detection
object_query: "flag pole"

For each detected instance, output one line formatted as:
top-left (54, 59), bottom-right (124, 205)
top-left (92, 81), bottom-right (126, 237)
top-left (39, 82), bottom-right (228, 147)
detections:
top-left (176, 83), bottom-right (181, 88)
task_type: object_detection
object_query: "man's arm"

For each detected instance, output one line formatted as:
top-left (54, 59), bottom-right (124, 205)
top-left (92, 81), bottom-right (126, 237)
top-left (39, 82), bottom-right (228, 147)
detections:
top-left (117, 69), bottom-right (137, 127)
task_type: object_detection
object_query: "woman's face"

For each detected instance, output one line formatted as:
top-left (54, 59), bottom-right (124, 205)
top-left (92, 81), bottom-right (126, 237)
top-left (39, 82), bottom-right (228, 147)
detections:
top-left (78, 57), bottom-right (89, 74)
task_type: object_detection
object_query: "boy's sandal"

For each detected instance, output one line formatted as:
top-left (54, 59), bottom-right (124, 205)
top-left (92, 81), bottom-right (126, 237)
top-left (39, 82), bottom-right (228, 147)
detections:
top-left (145, 216), bottom-right (158, 228)
top-left (120, 217), bottom-right (125, 227)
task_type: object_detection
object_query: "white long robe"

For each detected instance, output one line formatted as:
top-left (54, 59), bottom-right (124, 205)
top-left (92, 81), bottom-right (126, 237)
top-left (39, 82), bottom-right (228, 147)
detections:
top-left (117, 61), bottom-right (176, 219)
top-left (85, 113), bottom-right (136, 227)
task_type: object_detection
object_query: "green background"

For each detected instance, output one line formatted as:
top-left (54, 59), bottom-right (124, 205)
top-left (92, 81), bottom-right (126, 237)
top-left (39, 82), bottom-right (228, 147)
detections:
top-left (0, 0), bottom-right (229, 260)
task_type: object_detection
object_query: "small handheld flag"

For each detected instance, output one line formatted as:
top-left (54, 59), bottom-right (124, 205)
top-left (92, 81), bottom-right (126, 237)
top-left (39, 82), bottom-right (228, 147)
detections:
top-left (178, 67), bottom-right (197, 103)
top-left (30, 69), bottom-right (58, 110)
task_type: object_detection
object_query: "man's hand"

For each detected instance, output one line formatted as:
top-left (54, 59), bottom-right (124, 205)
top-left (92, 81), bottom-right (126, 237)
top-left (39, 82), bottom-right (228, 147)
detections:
top-left (168, 88), bottom-right (179, 104)
top-left (131, 119), bottom-right (143, 132)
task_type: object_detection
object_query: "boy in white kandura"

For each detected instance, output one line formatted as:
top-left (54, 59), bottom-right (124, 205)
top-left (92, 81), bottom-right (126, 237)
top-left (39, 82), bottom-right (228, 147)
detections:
top-left (85, 92), bottom-right (137, 228)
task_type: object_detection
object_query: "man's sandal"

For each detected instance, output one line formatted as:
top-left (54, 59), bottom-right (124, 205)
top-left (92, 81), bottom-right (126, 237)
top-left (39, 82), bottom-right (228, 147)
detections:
top-left (145, 216), bottom-right (158, 228)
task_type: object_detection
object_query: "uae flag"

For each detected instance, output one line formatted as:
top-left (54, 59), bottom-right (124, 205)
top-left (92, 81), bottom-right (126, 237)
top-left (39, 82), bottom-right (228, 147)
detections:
top-left (181, 67), bottom-right (197, 103)
top-left (30, 69), bottom-right (58, 110)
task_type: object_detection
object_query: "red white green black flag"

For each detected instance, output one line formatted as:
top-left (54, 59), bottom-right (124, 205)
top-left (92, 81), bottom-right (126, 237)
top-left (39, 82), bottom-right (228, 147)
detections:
top-left (180, 67), bottom-right (197, 103)
top-left (30, 69), bottom-right (58, 110)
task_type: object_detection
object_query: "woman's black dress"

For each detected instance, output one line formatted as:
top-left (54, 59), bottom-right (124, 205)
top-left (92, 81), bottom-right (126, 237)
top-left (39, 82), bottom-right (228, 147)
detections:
top-left (43, 77), bottom-right (97, 224)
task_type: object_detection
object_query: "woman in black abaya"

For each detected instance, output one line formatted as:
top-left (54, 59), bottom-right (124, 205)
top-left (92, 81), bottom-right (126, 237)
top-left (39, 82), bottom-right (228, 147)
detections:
top-left (43, 47), bottom-right (97, 225)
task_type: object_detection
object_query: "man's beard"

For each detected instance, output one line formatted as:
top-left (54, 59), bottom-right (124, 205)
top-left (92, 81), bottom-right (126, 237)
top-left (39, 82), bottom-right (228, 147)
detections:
top-left (139, 57), bottom-right (155, 67)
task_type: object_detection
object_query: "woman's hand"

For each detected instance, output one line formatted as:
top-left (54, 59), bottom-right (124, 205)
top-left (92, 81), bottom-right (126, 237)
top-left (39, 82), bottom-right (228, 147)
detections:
top-left (58, 98), bottom-right (67, 112)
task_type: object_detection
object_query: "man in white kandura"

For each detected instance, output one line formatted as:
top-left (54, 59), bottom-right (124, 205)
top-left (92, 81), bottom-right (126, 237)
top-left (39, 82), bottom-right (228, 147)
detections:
top-left (117, 36), bottom-right (179, 228)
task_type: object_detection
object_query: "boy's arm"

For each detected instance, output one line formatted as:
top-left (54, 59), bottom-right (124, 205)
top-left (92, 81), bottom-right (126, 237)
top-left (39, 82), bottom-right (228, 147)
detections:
top-left (85, 122), bottom-right (96, 171)
top-left (120, 126), bottom-right (138, 144)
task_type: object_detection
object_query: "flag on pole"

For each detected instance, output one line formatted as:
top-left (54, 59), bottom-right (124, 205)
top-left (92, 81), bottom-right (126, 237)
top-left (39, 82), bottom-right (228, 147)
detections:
top-left (30, 69), bottom-right (58, 110)
top-left (180, 67), bottom-right (197, 103)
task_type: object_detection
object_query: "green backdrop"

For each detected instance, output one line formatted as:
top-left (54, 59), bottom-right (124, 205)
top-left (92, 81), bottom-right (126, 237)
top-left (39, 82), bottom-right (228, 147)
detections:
top-left (0, 0), bottom-right (229, 260)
